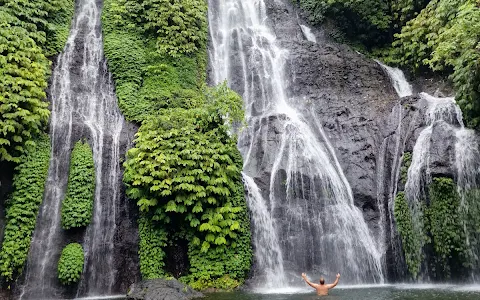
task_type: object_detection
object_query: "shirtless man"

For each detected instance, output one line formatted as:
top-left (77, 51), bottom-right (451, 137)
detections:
top-left (301, 272), bottom-right (340, 296)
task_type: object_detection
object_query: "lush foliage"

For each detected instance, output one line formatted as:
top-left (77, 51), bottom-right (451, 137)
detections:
top-left (104, 0), bottom-right (252, 289)
top-left (138, 215), bottom-right (168, 279)
top-left (459, 189), bottom-right (480, 269)
top-left (0, 11), bottom-right (50, 163)
top-left (0, 0), bottom-right (74, 55)
top-left (395, 177), bottom-right (470, 279)
top-left (102, 0), bottom-right (206, 122)
top-left (400, 152), bottom-right (412, 184)
top-left (109, 0), bottom-right (207, 57)
top-left (295, 0), bottom-right (429, 47)
top-left (394, 191), bottom-right (424, 278)
top-left (61, 141), bottom-right (95, 230)
top-left (0, 0), bottom-right (73, 163)
top-left (426, 177), bottom-right (466, 276)
top-left (180, 161), bottom-right (252, 290)
top-left (57, 243), bottom-right (84, 285)
top-left (392, 0), bottom-right (480, 127)
top-left (0, 134), bottom-right (51, 281)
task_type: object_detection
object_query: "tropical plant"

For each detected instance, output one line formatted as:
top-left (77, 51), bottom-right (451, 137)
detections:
top-left (393, 0), bottom-right (480, 127)
top-left (0, 134), bottom-right (51, 281)
top-left (394, 191), bottom-right (424, 278)
top-left (57, 243), bottom-right (84, 285)
top-left (61, 140), bottom-right (95, 230)
top-left (0, 11), bottom-right (50, 163)
top-left (426, 177), bottom-right (466, 277)
top-left (110, 0), bottom-right (208, 57)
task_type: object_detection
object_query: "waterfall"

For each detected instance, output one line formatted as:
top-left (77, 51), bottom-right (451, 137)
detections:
top-left (402, 91), bottom-right (480, 277)
top-left (19, 0), bottom-right (127, 298)
top-left (405, 93), bottom-right (461, 203)
top-left (208, 0), bottom-right (384, 287)
top-left (376, 61), bottom-right (413, 98)
top-left (299, 25), bottom-right (316, 43)
top-left (243, 174), bottom-right (286, 286)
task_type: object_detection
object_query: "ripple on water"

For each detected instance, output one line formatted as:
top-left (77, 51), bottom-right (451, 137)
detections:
top-left (204, 285), bottom-right (480, 300)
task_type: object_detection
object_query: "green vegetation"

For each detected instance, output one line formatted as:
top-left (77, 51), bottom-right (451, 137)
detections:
top-left (0, 0), bottom-right (75, 55)
top-left (392, 0), bottom-right (480, 127)
top-left (138, 215), bottom-right (168, 279)
top-left (400, 152), bottom-right (412, 184)
top-left (110, 0), bottom-right (208, 57)
top-left (181, 161), bottom-right (252, 290)
top-left (103, 0), bottom-right (252, 289)
top-left (103, 0), bottom-right (207, 122)
top-left (460, 189), bottom-right (480, 268)
top-left (295, 0), bottom-right (480, 128)
top-left (394, 191), bottom-right (424, 278)
top-left (0, 134), bottom-right (51, 281)
top-left (0, 0), bottom-right (74, 163)
top-left (426, 177), bottom-right (466, 276)
top-left (0, 12), bottom-right (50, 163)
top-left (395, 177), bottom-right (470, 279)
top-left (61, 141), bottom-right (95, 230)
top-left (57, 243), bottom-right (84, 285)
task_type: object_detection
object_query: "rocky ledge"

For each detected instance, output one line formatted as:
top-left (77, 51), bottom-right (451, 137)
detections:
top-left (127, 278), bottom-right (204, 300)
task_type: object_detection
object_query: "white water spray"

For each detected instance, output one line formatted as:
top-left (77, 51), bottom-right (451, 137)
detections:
top-left (20, 0), bottom-right (126, 298)
top-left (209, 0), bottom-right (384, 287)
top-left (300, 25), bottom-right (317, 43)
top-left (376, 61), bottom-right (413, 98)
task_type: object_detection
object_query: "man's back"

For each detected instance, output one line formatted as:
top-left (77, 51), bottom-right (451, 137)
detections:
top-left (301, 273), bottom-right (340, 296)
top-left (314, 284), bottom-right (329, 296)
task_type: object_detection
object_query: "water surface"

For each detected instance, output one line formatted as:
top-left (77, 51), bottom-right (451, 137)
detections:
top-left (204, 285), bottom-right (480, 300)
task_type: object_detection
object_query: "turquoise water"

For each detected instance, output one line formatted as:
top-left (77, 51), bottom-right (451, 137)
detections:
top-left (84, 285), bottom-right (480, 300)
top-left (203, 285), bottom-right (480, 300)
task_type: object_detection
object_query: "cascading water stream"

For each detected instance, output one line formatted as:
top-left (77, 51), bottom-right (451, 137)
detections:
top-left (376, 61), bottom-right (413, 98)
top-left (208, 0), bottom-right (384, 287)
top-left (404, 94), bottom-right (462, 233)
top-left (19, 0), bottom-right (127, 298)
top-left (299, 25), bottom-right (316, 43)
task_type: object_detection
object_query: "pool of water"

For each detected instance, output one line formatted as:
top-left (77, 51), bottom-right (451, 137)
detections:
top-left (203, 285), bottom-right (480, 300)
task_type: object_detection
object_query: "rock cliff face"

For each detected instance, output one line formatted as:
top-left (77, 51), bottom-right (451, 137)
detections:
top-left (260, 0), bottom-right (399, 250)
top-left (232, 0), bottom-right (462, 281)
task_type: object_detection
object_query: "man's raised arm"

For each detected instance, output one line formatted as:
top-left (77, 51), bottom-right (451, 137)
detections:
top-left (301, 273), bottom-right (318, 289)
top-left (327, 273), bottom-right (341, 289)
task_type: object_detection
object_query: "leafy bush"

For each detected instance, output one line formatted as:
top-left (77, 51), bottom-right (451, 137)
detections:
top-left (0, 11), bottom-right (50, 163)
top-left (0, 0), bottom-right (73, 163)
top-left (0, 0), bottom-right (74, 55)
top-left (0, 134), bottom-right (51, 281)
top-left (110, 0), bottom-right (208, 57)
top-left (181, 161), bottom-right (252, 289)
top-left (394, 191), bottom-right (425, 278)
top-left (102, 0), bottom-right (207, 122)
top-left (61, 141), bottom-right (95, 230)
top-left (400, 152), bottom-right (412, 184)
top-left (57, 243), bottom-right (84, 285)
top-left (392, 0), bottom-right (480, 127)
top-left (138, 215), bottom-right (168, 279)
top-left (104, 0), bottom-right (252, 287)
top-left (426, 177), bottom-right (466, 276)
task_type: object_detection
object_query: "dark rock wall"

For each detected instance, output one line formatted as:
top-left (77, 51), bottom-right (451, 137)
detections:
top-left (254, 0), bottom-right (463, 281)
top-left (262, 0), bottom-right (399, 241)
top-left (0, 162), bottom-right (14, 251)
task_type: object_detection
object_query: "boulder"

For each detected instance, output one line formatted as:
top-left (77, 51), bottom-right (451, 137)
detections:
top-left (127, 278), bottom-right (204, 300)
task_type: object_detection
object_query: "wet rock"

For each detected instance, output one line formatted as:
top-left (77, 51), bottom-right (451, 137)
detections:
top-left (127, 278), bottom-right (204, 300)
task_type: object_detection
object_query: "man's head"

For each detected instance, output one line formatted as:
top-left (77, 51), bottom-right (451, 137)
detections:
top-left (319, 277), bottom-right (325, 285)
